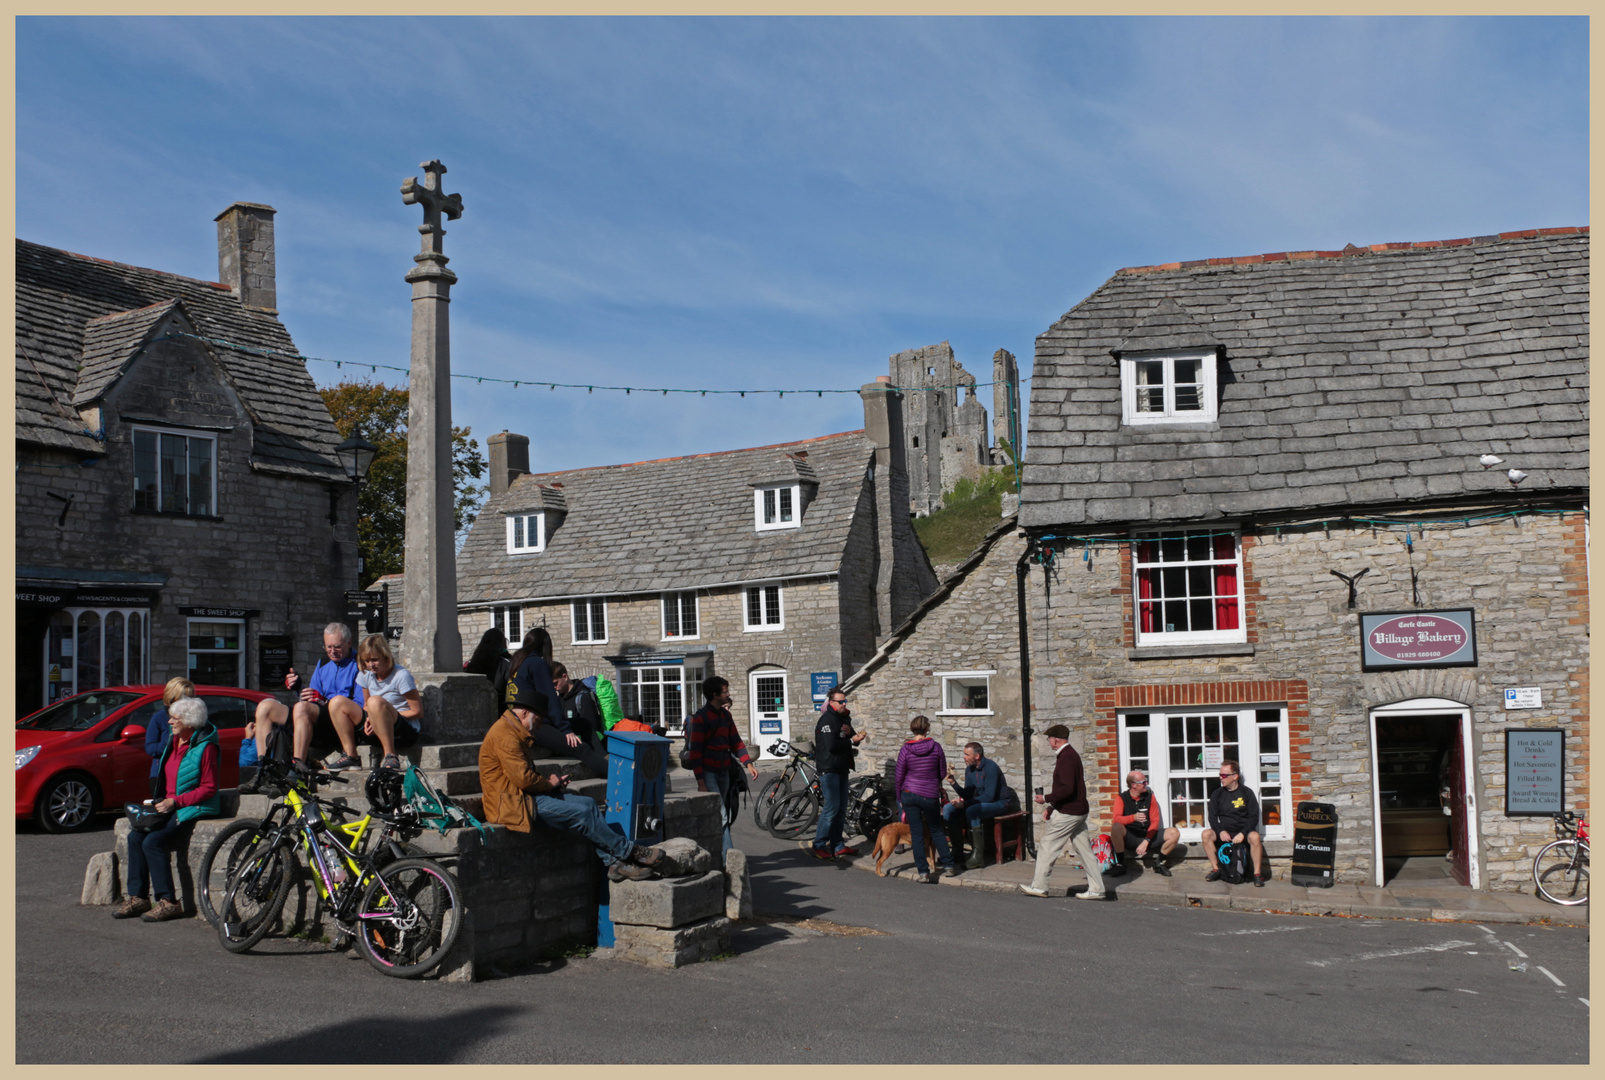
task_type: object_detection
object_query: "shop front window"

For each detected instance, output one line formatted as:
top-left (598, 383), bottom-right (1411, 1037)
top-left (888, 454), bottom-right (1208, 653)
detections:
top-left (188, 618), bottom-right (245, 687)
top-left (1118, 706), bottom-right (1289, 840)
top-left (42, 608), bottom-right (150, 706)
top-left (617, 662), bottom-right (705, 736)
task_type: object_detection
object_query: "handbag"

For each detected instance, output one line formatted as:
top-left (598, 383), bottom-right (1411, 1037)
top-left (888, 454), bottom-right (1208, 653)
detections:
top-left (125, 802), bottom-right (172, 832)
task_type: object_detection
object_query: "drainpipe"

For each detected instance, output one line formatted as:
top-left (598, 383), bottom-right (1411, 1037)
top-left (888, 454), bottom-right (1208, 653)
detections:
top-left (1016, 536), bottom-right (1036, 857)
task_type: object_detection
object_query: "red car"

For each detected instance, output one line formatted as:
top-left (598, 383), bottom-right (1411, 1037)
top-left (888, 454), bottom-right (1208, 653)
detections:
top-left (16, 684), bottom-right (273, 832)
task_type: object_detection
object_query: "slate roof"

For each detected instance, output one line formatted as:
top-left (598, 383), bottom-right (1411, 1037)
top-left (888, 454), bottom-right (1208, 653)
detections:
top-left (16, 239), bottom-right (344, 479)
top-left (1021, 229), bottom-right (1589, 529)
top-left (457, 431), bottom-right (874, 605)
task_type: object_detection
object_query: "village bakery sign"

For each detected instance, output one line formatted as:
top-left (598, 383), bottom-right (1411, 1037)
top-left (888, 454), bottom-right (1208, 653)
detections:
top-left (1359, 608), bottom-right (1477, 671)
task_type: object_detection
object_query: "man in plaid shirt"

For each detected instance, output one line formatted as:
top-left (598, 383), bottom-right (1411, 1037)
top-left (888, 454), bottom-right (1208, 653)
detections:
top-left (686, 675), bottom-right (758, 858)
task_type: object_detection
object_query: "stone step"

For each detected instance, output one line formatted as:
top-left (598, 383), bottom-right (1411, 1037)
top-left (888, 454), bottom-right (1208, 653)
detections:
top-left (416, 743), bottom-right (484, 770)
top-left (422, 767), bottom-right (484, 797)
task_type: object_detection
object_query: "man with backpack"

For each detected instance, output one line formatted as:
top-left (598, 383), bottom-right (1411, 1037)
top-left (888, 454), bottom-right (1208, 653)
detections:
top-left (685, 676), bottom-right (758, 859)
top-left (551, 663), bottom-right (603, 750)
top-left (1203, 759), bottom-right (1265, 887)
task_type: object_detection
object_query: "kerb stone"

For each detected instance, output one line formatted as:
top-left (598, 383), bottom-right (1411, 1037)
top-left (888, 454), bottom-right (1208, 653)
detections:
top-left (608, 871), bottom-right (724, 929)
top-left (82, 851), bottom-right (119, 905)
top-left (654, 837), bottom-right (713, 878)
top-left (723, 848), bottom-right (753, 920)
top-left (609, 915), bottom-right (731, 968)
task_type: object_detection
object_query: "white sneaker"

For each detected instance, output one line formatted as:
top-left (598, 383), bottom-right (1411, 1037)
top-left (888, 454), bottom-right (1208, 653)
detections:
top-left (1020, 884), bottom-right (1049, 897)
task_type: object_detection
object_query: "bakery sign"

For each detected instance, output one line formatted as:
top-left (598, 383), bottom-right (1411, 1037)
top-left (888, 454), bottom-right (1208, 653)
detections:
top-left (1359, 608), bottom-right (1477, 670)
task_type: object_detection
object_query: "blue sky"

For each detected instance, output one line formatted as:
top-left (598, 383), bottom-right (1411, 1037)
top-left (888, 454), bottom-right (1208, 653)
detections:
top-left (18, 17), bottom-right (1588, 477)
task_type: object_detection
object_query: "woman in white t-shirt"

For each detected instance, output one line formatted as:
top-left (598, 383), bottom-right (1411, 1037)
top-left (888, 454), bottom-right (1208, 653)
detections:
top-left (352, 634), bottom-right (423, 771)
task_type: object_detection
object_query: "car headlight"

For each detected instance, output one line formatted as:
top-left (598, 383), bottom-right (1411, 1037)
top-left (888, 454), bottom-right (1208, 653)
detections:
top-left (16, 745), bottom-right (41, 770)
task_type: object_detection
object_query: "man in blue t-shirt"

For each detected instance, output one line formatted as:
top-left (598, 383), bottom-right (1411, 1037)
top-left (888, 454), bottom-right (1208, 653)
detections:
top-left (242, 622), bottom-right (365, 791)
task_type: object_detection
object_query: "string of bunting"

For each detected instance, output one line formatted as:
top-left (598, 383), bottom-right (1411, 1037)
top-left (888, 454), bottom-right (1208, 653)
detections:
top-left (154, 332), bottom-right (1029, 399)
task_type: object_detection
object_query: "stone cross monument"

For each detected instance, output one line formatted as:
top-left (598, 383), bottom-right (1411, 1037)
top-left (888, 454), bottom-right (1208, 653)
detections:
top-left (399, 160), bottom-right (465, 676)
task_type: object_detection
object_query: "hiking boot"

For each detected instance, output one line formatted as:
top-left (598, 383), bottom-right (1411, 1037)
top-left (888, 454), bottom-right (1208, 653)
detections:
top-left (237, 769), bottom-right (261, 795)
top-left (608, 861), bottom-right (654, 882)
top-left (324, 753), bottom-right (361, 772)
top-left (112, 896), bottom-right (151, 920)
top-left (1105, 858), bottom-right (1127, 877)
top-left (966, 826), bottom-right (987, 870)
top-left (1153, 858), bottom-right (1173, 878)
top-left (630, 844), bottom-right (665, 868)
top-left (1020, 884), bottom-right (1049, 897)
top-left (141, 898), bottom-right (185, 922)
top-left (1204, 869), bottom-right (1222, 882)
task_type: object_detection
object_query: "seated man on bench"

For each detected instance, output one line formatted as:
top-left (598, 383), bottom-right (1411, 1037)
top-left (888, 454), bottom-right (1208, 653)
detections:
top-left (478, 677), bottom-right (665, 882)
top-left (941, 741), bottom-right (1019, 869)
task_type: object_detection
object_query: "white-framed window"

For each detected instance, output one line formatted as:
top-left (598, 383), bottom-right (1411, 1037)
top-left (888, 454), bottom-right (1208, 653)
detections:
top-left (1118, 706), bottom-right (1290, 842)
top-left (491, 605), bottom-right (522, 644)
top-left (1133, 529), bottom-right (1245, 646)
top-left (661, 591), bottom-right (699, 640)
top-left (618, 661), bottom-right (705, 736)
top-left (1119, 350), bottom-right (1218, 425)
top-left (505, 512), bottom-right (546, 554)
top-left (187, 617), bottom-right (245, 688)
top-left (754, 484), bottom-right (801, 531)
top-left (744, 583), bottom-right (784, 631)
top-left (133, 426), bottom-right (216, 516)
top-left (937, 670), bottom-right (995, 715)
top-left (571, 599), bottom-right (607, 644)
top-left (43, 607), bottom-right (149, 705)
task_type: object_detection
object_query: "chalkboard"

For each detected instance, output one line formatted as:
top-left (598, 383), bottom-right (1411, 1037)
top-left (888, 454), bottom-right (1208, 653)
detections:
top-left (258, 634), bottom-right (293, 689)
top-left (1505, 728), bottom-right (1565, 816)
top-left (1289, 801), bottom-right (1338, 888)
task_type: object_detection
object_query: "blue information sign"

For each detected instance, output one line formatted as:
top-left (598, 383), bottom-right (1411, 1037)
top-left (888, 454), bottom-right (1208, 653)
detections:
top-left (811, 671), bottom-right (838, 704)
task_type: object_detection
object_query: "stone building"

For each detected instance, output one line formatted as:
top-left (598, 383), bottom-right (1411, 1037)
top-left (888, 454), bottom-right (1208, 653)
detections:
top-left (892, 342), bottom-right (1022, 516)
top-left (451, 380), bottom-right (938, 757)
top-left (1011, 228), bottom-right (1590, 893)
top-left (14, 205), bottom-right (358, 714)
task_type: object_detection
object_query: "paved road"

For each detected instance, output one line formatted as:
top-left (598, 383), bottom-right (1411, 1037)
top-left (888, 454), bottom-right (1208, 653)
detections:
top-left (17, 808), bottom-right (1589, 1063)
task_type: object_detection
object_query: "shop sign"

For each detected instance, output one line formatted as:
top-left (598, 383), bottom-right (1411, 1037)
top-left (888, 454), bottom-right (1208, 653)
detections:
top-left (259, 635), bottom-right (294, 688)
top-left (178, 606), bottom-right (260, 619)
top-left (1504, 687), bottom-right (1542, 710)
top-left (1505, 728), bottom-right (1564, 816)
top-left (1289, 801), bottom-right (1338, 888)
top-left (810, 671), bottom-right (838, 704)
top-left (1359, 609), bottom-right (1476, 670)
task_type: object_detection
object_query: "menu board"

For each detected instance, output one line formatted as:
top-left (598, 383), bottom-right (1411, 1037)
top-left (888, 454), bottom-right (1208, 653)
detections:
top-left (1505, 728), bottom-right (1565, 816)
top-left (1289, 801), bottom-right (1338, 888)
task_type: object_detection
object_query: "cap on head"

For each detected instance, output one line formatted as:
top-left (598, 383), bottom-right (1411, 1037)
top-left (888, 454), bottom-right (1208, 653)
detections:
top-left (1043, 724), bottom-right (1070, 741)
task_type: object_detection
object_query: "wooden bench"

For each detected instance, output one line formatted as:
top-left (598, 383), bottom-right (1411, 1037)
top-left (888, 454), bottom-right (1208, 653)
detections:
top-left (990, 811), bottom-right (1026, 865)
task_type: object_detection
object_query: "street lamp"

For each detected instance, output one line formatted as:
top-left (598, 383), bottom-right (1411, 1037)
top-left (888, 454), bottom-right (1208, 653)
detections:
top-left (335, 434), bottom-right (380, 486)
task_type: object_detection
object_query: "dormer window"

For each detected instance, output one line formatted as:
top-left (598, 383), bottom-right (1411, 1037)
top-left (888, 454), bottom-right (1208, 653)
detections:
top-left (754, 483), bottom-right (801, 532)
top-left (1120, 349), bottom-right (1218, 425)
top-left (505, 511), bottom-right (545, 554)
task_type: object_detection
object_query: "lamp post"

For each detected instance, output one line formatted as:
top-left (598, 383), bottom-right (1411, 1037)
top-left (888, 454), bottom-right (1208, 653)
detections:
top-left (330, 435), bottom-right (380, 575)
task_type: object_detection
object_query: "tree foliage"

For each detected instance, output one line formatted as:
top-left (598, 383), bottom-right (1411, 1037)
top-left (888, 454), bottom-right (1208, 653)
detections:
top-left (319, 381), bottom-right (488, 583)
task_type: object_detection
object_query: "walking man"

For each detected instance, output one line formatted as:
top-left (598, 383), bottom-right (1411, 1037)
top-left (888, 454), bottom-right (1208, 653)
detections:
top-left (811, 687), bottom-right (866, 859)
top-left (685, 676), bottom-right (759, 858)
top-left (1021, 724), bottom-right (1107, 900)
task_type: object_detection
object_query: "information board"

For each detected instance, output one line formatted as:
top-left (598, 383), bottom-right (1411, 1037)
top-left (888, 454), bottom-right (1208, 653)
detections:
top-left (1505, 728), bottom-right (1565, 816)
top-left (811, 671), bottom-right (838, 704)
top-left (1289, 801), bottom-right (1338, 888)
top-left (258, 634), bottom-right (293, 688)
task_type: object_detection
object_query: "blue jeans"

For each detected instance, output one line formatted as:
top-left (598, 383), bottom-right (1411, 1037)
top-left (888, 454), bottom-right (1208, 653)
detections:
top-left (705, 768), bottom-right (733, 856)
top-left (813, 771), bottom-right (849, 851)
top-left (900, 792), bottom-right (954, 874)
top-left (533, 792), bottom-right (634, 866)
top-left (942, 799), bottom-right (1011, 829)
top-left (126, 817), bottom-right (192, 902)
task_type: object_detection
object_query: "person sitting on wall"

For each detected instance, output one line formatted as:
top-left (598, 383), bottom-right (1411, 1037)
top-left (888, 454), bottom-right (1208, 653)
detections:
top-left (477, 676), bottom-right (666, 882)
top-left (349, 634), bottom-right (423, 772)
top-left (143, 677), bottom-right (195, 799)
top-left (1106, 769), bottom-right (1180, 878)
top-left (551, 662), bottom-right (603, 750)
top-left (242, 622), bottom-right (364, 792)
top-left (1203, 759), bottom-right (1266, 887)
top-left (507, 629), bottom-right (608, 777)
top-left (940, 741), bottom-right (1020, 870)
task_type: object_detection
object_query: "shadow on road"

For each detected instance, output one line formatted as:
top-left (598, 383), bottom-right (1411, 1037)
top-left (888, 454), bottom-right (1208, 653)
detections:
top-left (192, 1005), bottom-right (529, 1063)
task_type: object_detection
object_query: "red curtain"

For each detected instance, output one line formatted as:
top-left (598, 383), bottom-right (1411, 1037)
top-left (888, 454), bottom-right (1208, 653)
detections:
top-left (1137, 540), bottom-right (1157, 633)
top-left (1213, 533), bottom-right (1239, 630)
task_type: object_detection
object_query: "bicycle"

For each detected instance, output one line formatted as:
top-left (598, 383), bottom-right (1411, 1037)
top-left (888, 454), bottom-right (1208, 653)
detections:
top-left (216, 760), bottom-right (464, 978)
top-left (751, 739), bottom-right (819, 831)
top-left (1533, 810), bottom-right (1589, 906)
top-left (845, 771), bottom-right (897, 841)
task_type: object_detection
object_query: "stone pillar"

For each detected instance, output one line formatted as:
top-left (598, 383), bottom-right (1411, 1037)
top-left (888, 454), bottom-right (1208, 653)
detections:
top-left (214, 202), bottom-right (277, 311)
top-left (487, 430), bottom-right (530, 499)
top-left (992, 348), bottom-right (1021, 463)
top-left (861, 376), bottom-right (907, 640)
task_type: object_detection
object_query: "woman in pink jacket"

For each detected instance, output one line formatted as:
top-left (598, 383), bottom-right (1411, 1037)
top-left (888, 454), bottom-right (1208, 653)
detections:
top-left (894, 716), bottom-right (958, 883)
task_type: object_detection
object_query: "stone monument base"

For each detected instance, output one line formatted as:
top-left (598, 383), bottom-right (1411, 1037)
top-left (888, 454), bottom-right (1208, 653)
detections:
top-left (412, 671), bottom-right (498, 744)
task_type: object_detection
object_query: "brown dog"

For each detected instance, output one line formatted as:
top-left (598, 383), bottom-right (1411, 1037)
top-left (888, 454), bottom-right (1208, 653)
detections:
top-left (872, 822), bottom-right (938, 876)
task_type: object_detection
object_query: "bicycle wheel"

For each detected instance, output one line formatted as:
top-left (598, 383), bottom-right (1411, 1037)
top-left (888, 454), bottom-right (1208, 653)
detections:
top-left (768, 790), bottom-right (820, 840)
top-left (355, 857), bottom-right (464, 978)
top-left (1534, 840), bottom-right (1589, 905)
top-left (198, 818), bottom-right (269, 927)
top-left (752, 774), bottom-right (793, 829)
top-left (216, 839), bottom-right (294, 953)
top-left (855, 792), bottom-right (897, 841)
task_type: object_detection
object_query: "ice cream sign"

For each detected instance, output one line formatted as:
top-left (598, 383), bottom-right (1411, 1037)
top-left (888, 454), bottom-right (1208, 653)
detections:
top-left (1359, 609), bottom-right (1477, 670)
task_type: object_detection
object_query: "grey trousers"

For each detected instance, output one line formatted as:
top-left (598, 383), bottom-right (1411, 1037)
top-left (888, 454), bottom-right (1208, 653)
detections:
top-left (1029, 809), bottom-right (1107, 897)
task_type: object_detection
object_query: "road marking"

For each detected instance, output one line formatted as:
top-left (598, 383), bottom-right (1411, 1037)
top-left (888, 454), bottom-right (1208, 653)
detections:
top-left (1503, 941), bottom-right (1528, 958)
top-left (1197, 926), bottom-right (1310, 937)
top-left (1579, 998), bottom-right (1589, 1009)
top-left (1456, 989), bottom-right (1479, 995)
top-left (1474, 924), bottom-right (1493, 934)
top-left (1537, 966), bottom-right (1565, 987)
top-left (1307, 940), bottom-right (1475, 967)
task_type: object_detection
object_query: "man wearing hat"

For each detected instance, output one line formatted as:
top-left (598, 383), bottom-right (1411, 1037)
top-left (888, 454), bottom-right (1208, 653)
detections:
top-left (479, 676), bottom-right (665, 881)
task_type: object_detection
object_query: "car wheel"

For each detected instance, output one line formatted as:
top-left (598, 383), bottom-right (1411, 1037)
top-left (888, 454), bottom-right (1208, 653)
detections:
top-left (37, 773), bottom-right (99, 833)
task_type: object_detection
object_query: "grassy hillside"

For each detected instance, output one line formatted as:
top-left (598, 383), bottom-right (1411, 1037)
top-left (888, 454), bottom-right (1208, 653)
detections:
top-left (912, 465), bottom-right (1018, 566)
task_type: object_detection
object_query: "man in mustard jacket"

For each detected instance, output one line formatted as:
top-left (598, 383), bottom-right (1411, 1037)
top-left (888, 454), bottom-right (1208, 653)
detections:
top-left (479, 677), bottom-right (665, 882)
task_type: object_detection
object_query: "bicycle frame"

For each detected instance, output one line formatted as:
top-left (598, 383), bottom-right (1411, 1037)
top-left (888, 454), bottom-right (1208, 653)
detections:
top-left (284, 788), bottom-right (378, 903)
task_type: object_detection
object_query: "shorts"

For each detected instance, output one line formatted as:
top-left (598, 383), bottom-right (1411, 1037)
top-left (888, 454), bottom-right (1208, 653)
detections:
top-left (1113, 823), bottom-right (1159, 851)
top-left (305, 703), bottom-right (420, 750)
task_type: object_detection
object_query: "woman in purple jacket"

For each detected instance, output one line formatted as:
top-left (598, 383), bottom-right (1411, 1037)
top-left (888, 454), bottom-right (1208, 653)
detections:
top-left (894, 715), bottom-right (958, 882)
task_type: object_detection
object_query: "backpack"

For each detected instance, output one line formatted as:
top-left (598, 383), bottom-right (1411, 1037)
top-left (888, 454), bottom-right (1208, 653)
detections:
top-left (402, 765), bottom-right (489, 836)
top-left (592, 674), bottom-right (623, 730)
top-left (1090, 833), bottom-right (1117, 873)
top-left (1217, 840), bottom-right (1250, 885)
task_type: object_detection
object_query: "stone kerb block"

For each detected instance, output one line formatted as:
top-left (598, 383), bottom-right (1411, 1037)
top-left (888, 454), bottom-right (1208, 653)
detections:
top-left (608, 871), bottom-right (725, 929)
top-left (82, 851), bottom-right (119, 905)
top-left (608, 915), bottom-right (732, 969)
top-left (654, 837), bottom-right (713, 878)
top-left (414, 672), bottom-right (498, 745)
top-left (724, 848), bottom-right (753, 920)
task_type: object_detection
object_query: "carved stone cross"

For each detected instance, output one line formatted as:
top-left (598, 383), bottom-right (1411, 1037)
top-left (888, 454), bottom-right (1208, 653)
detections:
top-left (400, 159), bottom-right (464, 258)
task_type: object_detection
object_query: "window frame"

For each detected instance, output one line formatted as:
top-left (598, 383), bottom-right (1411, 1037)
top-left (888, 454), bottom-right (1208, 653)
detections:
top-left (743, 583), bottom-right (785, 632)
top-left (42, 607), bottom-right (149, 706)
top-left (1131, 528), bottom-right (1247, 647)
top-left (504, 511), bottom-right (546, 555)
top-left (661, 591), bottom-right (700, 641)
top-left (617, 661), bottom-right (701, 736)
top-left (570, 598), bottom-right (608, 645)
top-left (1119, 349), bottom-right (1219, 425)
top-left (936, 669), bottom-right (995, 716)
top-left (186, 616), bottom-right (246, 689)
top-left (491, 605), bottom-right (523, 645)
top-left (132, 424), bottom-right (218, 517)
top-left (1117, 706), bottom-right (1291, 842)
top-left (753, 483), bottom-right (802, 532)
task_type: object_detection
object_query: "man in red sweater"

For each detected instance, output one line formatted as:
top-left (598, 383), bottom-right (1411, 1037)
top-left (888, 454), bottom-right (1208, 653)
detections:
top-left (1106, 769), bottom-right (1180, 877)
top-left (1021, 724), bottom-right (1107, 900)
top-left (685, 676), bottom-right (758, 860)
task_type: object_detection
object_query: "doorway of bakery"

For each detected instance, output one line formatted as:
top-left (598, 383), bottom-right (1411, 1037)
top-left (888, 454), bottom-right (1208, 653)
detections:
top-left (1368, 701), bottom-right (1477, 888)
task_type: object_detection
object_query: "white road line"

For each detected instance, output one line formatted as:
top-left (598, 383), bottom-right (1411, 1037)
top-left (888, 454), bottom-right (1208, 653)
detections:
top-left (1537, 966), bottom-right (1565, 987)
top-left (1474, 924), bottom-right (1493, 934)
top-left (1579, 998), bottom-right (1589, 1009)
top-left (1197, 926), bottom-right (1310, 937)
top-left (1457, 989), bottom-right (1479, 995)
top-left (1503, 941), bottom-right (1528, 958)
top-left (1307, 940), bottom-right (1475, 968)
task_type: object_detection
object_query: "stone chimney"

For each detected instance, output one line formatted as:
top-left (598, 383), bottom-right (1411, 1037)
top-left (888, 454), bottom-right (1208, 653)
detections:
top-left (487, 430), bottom-right (530, 498)
top-left (861, 376), bottom-right (933, 640)
top-left (214, 202), bottom-right (278, 311)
